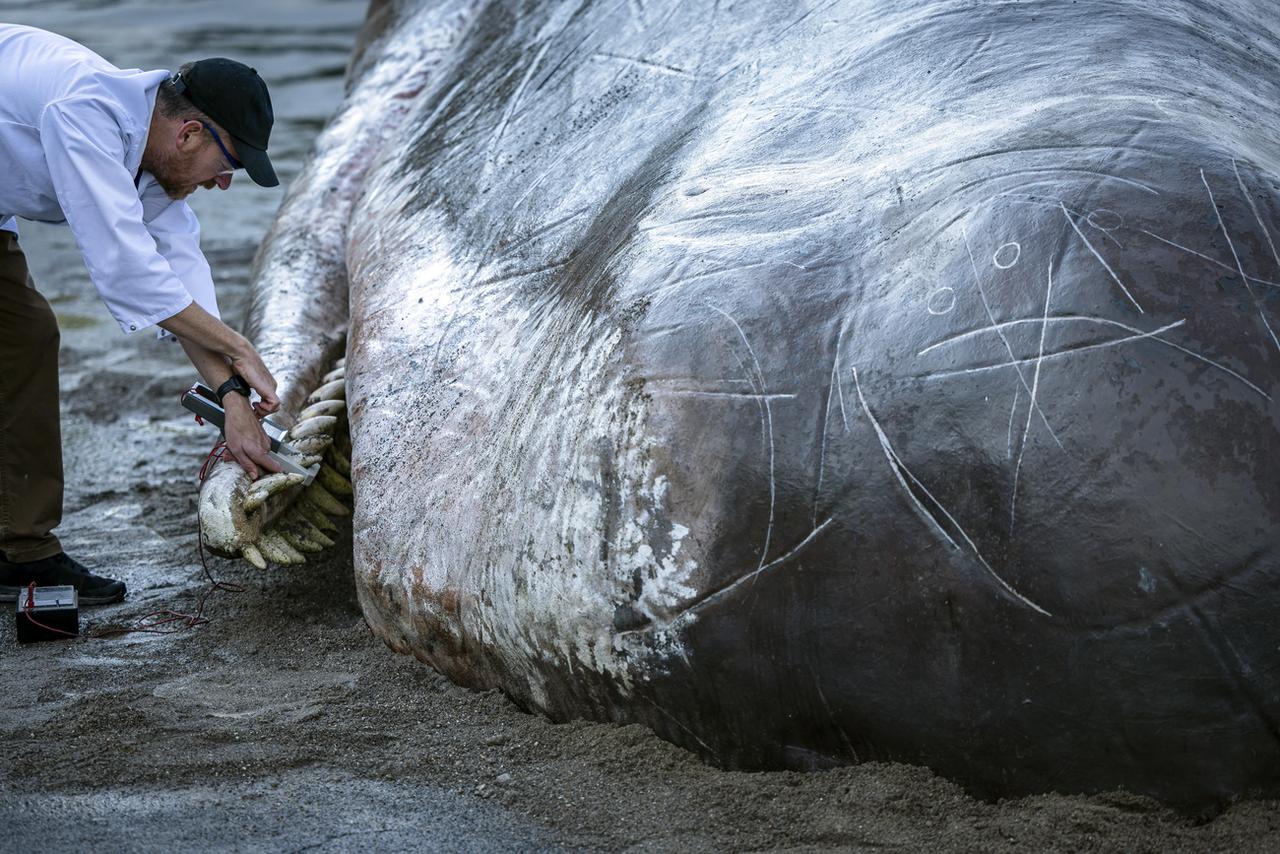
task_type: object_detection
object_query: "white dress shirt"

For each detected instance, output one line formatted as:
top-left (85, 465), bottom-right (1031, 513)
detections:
top-left (0, 24), bottom-right (219, 335)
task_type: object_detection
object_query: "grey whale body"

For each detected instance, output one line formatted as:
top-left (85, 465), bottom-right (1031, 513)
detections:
top-left (257, 0), bottom-right (1280, 805)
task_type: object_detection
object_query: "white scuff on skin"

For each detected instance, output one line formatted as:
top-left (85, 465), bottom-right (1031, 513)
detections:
top-left (348, 262), bottom-right (703, 704)
top-left (474, 327), bottom-right (700, 694)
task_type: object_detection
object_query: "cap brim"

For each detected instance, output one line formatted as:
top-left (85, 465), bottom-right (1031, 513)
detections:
top-left (234, 138), bottom-right (279, 188)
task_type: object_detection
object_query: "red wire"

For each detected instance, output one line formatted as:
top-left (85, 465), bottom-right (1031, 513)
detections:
top-left (94, 436), bottom-right (245, 638)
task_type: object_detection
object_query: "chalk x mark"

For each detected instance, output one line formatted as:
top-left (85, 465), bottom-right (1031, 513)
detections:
top-left (919, 316), bottom-right (1267, 400)
top-left (962, 225), bottom-right (1065, 449)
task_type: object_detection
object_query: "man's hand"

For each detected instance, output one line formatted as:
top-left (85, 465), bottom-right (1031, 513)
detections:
top-left (221, 393), bottom-right (283, 480)
top-left (229, 350), bottom-right (280, 415)
top-left (160, 302), bottom-right (281, 413)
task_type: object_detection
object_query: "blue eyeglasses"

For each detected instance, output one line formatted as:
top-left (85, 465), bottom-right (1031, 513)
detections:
top-left (204, 124), bottom-right (242, 173)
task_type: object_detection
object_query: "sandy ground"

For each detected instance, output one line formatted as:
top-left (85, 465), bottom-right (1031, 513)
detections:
top-left (3, 4), bottom-right (1280, 852)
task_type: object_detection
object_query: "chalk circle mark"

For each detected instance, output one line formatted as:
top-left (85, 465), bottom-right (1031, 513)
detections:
top-left (927, 287), bottom-right (956, 315)
top-left (993, 242), bottom-right (1021, 269)
top-left (1087, 208), bottom-right (1123, 231)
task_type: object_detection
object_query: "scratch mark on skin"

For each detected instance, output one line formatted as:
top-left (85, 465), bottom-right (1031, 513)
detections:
top-left (852, 368), bottom-right (1051, 617)
top-left (657, 390), bottom-right (797, 401)
top-left (812, 664), bottom-right (860, 762)
top-left (644, 698), bottom-right (712, 753)
top-left (922, 316), bottom-right (1269, 400)
top-left (627, 0), bottom-right (646, 28)
top-left (619, 523), bottom-right (836, 635)
top-left (474, 256), bottom-right (574, 288)
top-left (1061, 202), bottom-right (1144, 313)
top-left (533, 26), bottom-right (598, 94)
top-left (493, 207), bottom-right (590, 260)
top-left (590, 51), bottom-right (696, 78)
top-left (814, 334), bottom-right (844, 527)
top-left (487, 41), bottom-right (552, 165)
top-left (962, 225), bottom-right (1065, 449)
top-left (928, 320), bottom-right (1184, 374)
top-left (709, 305), bottom-right (775, 571)
top-left (772, 0), bottom-right (843, 43)
top-left (1202, 168), bottom-right (1280, 354)
top-left (1011, 260), bottom-right (1055, 534)
top-left (1137, 229), bottom-right (1280, 289)
top-left (835, 348), bottom-right (849, 432)
top-left (639, 208), bottom-right (768, 232)
top-left (419, 78), bottom-right (466, 138)
top-left (1006, 385), bottom-right (1020, 460)
top-left (991, 192), bottom-right (1125, 249)
top-left (1234, 159), bottom-right (1280, 283)
top-left (686, 519), bottom-right (836, 616)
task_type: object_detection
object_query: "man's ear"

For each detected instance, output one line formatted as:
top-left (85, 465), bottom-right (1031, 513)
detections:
top-left (175, 119), bottom-right (205, 151)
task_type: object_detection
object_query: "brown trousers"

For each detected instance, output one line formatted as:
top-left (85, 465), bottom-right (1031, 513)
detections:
top-left (0, 232), bottom-right (64, 562)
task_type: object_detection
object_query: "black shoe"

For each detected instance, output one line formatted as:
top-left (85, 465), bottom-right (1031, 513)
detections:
top-left (0, 552), bottom-right (126, 606)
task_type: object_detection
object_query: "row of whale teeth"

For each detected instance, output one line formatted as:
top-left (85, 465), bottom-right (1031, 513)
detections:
top-left (235, 358), bottom-right (351, 569)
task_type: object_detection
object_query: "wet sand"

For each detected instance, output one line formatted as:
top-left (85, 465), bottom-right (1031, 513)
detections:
top-left (2, 3), bottom-right (1280, 851)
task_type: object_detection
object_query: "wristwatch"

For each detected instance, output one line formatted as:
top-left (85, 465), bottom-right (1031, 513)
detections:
top-left (215, 374), bottom-right (252, 404)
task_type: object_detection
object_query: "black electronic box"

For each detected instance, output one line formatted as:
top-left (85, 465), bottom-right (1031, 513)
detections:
top-left (15, 585), bottom-right (79, 643)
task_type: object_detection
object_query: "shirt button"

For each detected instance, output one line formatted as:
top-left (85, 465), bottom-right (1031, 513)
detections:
top-left (129, 324), bottom-right (136, 331)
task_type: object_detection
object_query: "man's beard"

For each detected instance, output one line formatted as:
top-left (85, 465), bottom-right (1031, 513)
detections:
top-left (141, 146), bottom-right (206, 201)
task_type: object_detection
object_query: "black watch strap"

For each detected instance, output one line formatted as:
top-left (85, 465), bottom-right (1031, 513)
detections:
top-left (215, 374), bottom-right (251, 404)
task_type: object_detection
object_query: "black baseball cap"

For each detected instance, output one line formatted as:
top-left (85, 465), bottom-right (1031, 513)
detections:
top-left (171, 58), bottom-right (278, 187)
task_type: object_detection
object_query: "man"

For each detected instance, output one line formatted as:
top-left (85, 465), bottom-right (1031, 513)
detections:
top-left (0, 24), bottom-right (285, 606)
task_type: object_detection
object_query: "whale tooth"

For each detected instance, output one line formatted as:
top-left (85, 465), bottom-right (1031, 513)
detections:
top-left (317, 464), bottom-right (353, 497)
top-left (290, 513), bottom-right (336, 549)
top-left (307, 379), bottom-right (346, 403)
top-left (298, 399), bottom-right (346, 420)
top-left (241, 543), bottom-right (267, 570)
top-left (280, 527), bottom-right (326, 554)
top-left (291, 434), bottom-right (334, 456)
top-left (243, 472), bottom-right (306, 512)
top-left (258, 530), bottom-right (305, 565)
top-left (325, 445), bottom-right (351, 477)
top-left (297, 498), bottom-right (339, 533)
top-left (322, 367), bottom-right (346, 384)
top-left (287, 415), bottom-right (338, 441)
top-left (281, 508), bottom-right (335, 546)
top-left (304, 481), bottom-right (349, 516)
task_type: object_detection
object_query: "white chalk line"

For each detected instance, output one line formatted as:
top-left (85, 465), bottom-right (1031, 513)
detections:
top-left (1011, 259), bottom-right (1054, 535)
top-left (1060, 202), bottom-right (1144, 313)
top-left (708, 304), bottom-right (776, 573)
top-left (918, 315), bottom-right (1269, 401)
top-left (1202, 168), bottom-right (1280, 354)
top-left (852, 368), bottom-right (1051, 617)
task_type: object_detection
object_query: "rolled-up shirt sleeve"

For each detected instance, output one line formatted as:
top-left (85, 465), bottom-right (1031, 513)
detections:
top-left (142, 189), bottom-right (220, 341)
top-left (40, 96), bottom-right (193, 334)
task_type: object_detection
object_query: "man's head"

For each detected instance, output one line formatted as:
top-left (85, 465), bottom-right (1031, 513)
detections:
top-left (144, 59), bottom-right (278, 200)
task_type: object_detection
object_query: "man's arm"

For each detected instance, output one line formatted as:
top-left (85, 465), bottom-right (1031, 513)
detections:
top-left (161, 303), bottom-right (284, 480)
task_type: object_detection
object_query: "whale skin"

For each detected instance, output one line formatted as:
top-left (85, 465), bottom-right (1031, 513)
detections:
top-left (226, 0), bottom-right (1280, 806)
